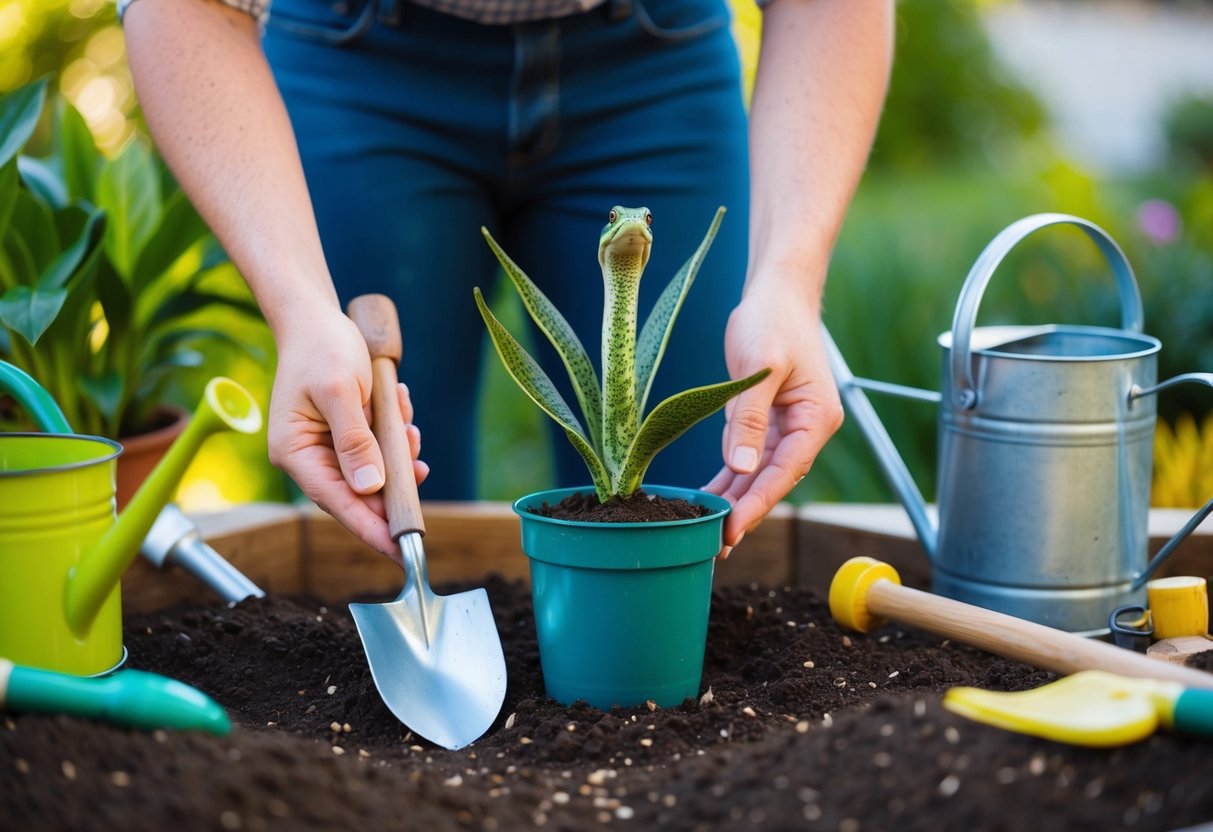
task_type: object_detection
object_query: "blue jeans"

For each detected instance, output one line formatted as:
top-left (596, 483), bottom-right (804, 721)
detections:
top-left (263, 0), bottom-right (750, 499)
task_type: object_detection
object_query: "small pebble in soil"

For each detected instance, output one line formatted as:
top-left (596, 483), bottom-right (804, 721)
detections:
top-left (504, 713), bottom-right (516, 730)
top-left (519, 737), bottom-right (532, 745)
top-left (343, 723), bottom-right (352, 733)
top-left (639, 738), bottom-right (653, 747)
top-left (646, 700), bottom-right (657, 712)
top-left (326, 686), bottom-right (337, 695)
top-left (742, 707), bottom-right (756, 717)
top-left (330, 722), bottom-right (341, 733)
top-left (444, 775), bottom-right (462, 787)
top-left (698, 688), bottom-right (715, 705)
top-left (61, 761), bottom-right (77, 781)
top-left (14, 759), bottom-right (30, 775)
top-left (110, 771), bottom-right (131, 787)
top-left (795, 721), bottom-right (809, 734)
top-left (803, 661), bottom-right (814, 668)
top-left (219, 810), bottom-right (241, 831)
top-left (939, 775), bottom-right (961, 797)
top-left (842, 636), bottom-right (853, 647)
top-left (945, 727), bottom-right (960, 744)
top-left (332, 746), bottom-right (345, 756)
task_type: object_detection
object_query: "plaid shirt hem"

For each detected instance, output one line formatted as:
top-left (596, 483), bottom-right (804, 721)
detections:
top-left (117, 0), bottom-right (271, 26)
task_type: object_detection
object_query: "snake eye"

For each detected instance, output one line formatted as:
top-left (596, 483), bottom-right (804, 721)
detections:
top-left (645, 212), bottom-right (652, 227)
top-left (608, 209), bottom-right (617, 224)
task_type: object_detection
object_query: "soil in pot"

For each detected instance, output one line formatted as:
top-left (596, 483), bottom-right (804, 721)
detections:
top-left (3, 576), bottom-right (1212, 831)
top-left (526, 489), bottom-right (710, 522)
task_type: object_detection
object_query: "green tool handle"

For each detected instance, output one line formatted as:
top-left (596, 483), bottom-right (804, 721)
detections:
top-left (0, 360), bottom-right (72, 432)
top-left (0, 659), bottom-right (230, 735)
top-left (1174, 689), bottom-right (1213, 738)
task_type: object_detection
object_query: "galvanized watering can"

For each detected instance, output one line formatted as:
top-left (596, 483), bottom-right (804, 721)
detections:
top-left (824, 213), bottom-right (1213, 634)
top-left (0, 371), bottom-right (262, 675)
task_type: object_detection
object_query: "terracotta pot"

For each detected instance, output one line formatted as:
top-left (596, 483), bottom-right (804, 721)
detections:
top-left (116, 406), bottom-right (190, 510)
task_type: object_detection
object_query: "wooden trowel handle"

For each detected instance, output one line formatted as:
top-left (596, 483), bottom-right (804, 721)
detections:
top-left (348, 293), bottom-right (425, 539)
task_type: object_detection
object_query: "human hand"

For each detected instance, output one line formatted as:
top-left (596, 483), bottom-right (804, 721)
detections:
top-left (704, 288), bottom-right (843, 553)
top-left (268, 308), bottom-right (429, 559)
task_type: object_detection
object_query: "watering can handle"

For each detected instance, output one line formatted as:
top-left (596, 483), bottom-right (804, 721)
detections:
top-left (950, 213), bottom-right (1143, 409)
top-left (0, 360), bottom-right (71, 433)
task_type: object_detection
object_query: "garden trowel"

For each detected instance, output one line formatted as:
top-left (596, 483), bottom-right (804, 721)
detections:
top-left (347, 294), bottom-right (507, 750)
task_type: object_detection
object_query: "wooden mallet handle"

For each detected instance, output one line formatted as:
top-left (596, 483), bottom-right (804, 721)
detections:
top-left (347, 293), bottom-right (425, 540)
top-left (829, 557), bottom-right (1213, 691)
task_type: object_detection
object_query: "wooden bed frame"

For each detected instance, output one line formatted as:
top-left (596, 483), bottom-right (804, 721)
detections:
top-left (120, 501), bottom-right (1213, 615)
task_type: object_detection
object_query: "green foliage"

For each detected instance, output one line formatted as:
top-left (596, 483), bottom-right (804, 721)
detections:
top-left (0, 79), bottom-right (263, 438)
top-left (869, 0), bottom-right (1047, 172)
top-left (1163, 92), bottom-right (1213, 171)
top-left (475, 207), bottom-right (769, 501)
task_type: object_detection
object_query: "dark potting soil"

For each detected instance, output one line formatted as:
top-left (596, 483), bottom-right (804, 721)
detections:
top-left (4, 576), bottom-right (1213, 832)
top-left (526, 490), bottom-right (710, 523)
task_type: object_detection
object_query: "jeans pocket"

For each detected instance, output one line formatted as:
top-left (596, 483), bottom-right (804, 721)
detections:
top-left (267, 0), bottom-right (379, 45)
top-left (632, 0), bottom-right (728, 42)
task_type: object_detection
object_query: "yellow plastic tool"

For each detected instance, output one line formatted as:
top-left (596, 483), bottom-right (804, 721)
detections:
top-left (944, 670), bottom-right (1213, 747)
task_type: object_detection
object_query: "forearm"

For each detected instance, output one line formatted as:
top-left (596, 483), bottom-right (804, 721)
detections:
top-left (746, 0), bottom-right (894, 303)
top-left (122, 0), bottom-right (339, 337)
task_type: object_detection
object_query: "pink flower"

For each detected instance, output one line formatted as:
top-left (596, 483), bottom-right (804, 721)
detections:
top-left (1136, 199), bottom-right (1182, 245)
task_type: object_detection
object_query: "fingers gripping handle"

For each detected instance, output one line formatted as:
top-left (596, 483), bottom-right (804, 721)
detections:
top-left (348, 294), bottom-right (425, 540)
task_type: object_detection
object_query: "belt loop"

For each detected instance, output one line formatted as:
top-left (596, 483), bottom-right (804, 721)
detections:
top-left (608, 0), bottom-right (633, 21)
top-left (379, 0), bottom-right (401, 26)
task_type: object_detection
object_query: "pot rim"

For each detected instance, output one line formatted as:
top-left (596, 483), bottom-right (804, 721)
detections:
top-left (0, 433), bottom-right (122, 477)
top-left (512, 484), bottom-right (731, 528)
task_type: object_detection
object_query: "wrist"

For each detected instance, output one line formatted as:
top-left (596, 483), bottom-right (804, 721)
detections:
top-left (263, 286), bottom-right (344, 344)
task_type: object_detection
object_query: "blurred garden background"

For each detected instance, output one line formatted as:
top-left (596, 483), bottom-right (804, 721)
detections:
top-left (2, 0), bottom-right (1212, 511)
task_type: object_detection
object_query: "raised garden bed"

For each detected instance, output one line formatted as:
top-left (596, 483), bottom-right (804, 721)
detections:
top-left (3, 502), bottom-right (1213, 830)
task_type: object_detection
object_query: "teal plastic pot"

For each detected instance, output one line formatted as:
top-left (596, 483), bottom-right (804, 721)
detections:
top-left (513, 485), bottom-right (730, 709)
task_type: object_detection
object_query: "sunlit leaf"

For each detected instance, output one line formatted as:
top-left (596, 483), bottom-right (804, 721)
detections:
top-left (96, 139), bottom-right (162, 279)
top-left (39, 208), bottom-right (105, 291)
top-left (0, 78), bottom-right (47, 170)
top-left (6, 190), bottom-right (58, 278)
top-left (17, 156), bottom-right (67, 209)
top-left (0, 285), bottom-right (68, 346)
top-left (58, 99), bottom-right (99, 204)
top-left (133, 190), bottom-right (211, 292)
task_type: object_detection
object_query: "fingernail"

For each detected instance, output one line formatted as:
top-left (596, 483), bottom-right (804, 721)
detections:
top-left (731, 446), bottom-right (758, 473)
top-left (353, 464), bottom-right (383, 491)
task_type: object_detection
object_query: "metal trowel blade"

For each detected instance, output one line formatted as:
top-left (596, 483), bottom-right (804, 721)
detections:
top-left (350, 587), bottom-right (507, 750)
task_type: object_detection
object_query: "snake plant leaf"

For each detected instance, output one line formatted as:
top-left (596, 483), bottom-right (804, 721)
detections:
top-left (475, 286), bottom-right (611, 500)
top-left (635, 206), bottom-right (725, 415)
top-left (614, 368), bottom-right (771, 496)
top-left (96, 139), bottom-right (162, 280)
top-left (79, 370), bottom-right (124, 426)
top-left (0, 78), bottom-right (47, 170)
top-left (481, 227), bottom-right (603, 453)
top-left (0, 285), bottom-right (67, 346)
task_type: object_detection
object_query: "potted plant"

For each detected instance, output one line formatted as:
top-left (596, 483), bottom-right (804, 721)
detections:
top-left (0, 79), bottom-right (263, 504)
top-left (474, 205), bottom-right (768, 709)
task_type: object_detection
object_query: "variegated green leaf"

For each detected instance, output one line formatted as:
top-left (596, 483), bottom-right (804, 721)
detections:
top-left (615, 368), bottom-right (771, 496)
top-left (481, 227), bottom-right (603, 454)
top-left (474, 286), bottom-right (611, 499)
top-left (635, 206), bottom-right (724, 414)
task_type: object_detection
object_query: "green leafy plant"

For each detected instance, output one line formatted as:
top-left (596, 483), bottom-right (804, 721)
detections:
top-left (474, 205), bottom-right (769, 502)
top-left (0, 78), bottom-right (261, 438)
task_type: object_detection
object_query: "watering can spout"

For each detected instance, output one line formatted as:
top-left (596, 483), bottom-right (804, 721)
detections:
top-left (821, 326), bottom-right (939, 559)
top-left (63, 377), bottom-right (262, 636)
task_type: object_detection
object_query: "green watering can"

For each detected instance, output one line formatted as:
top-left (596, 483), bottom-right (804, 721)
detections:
top-left (0, 362), bottom-right (262, 676)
